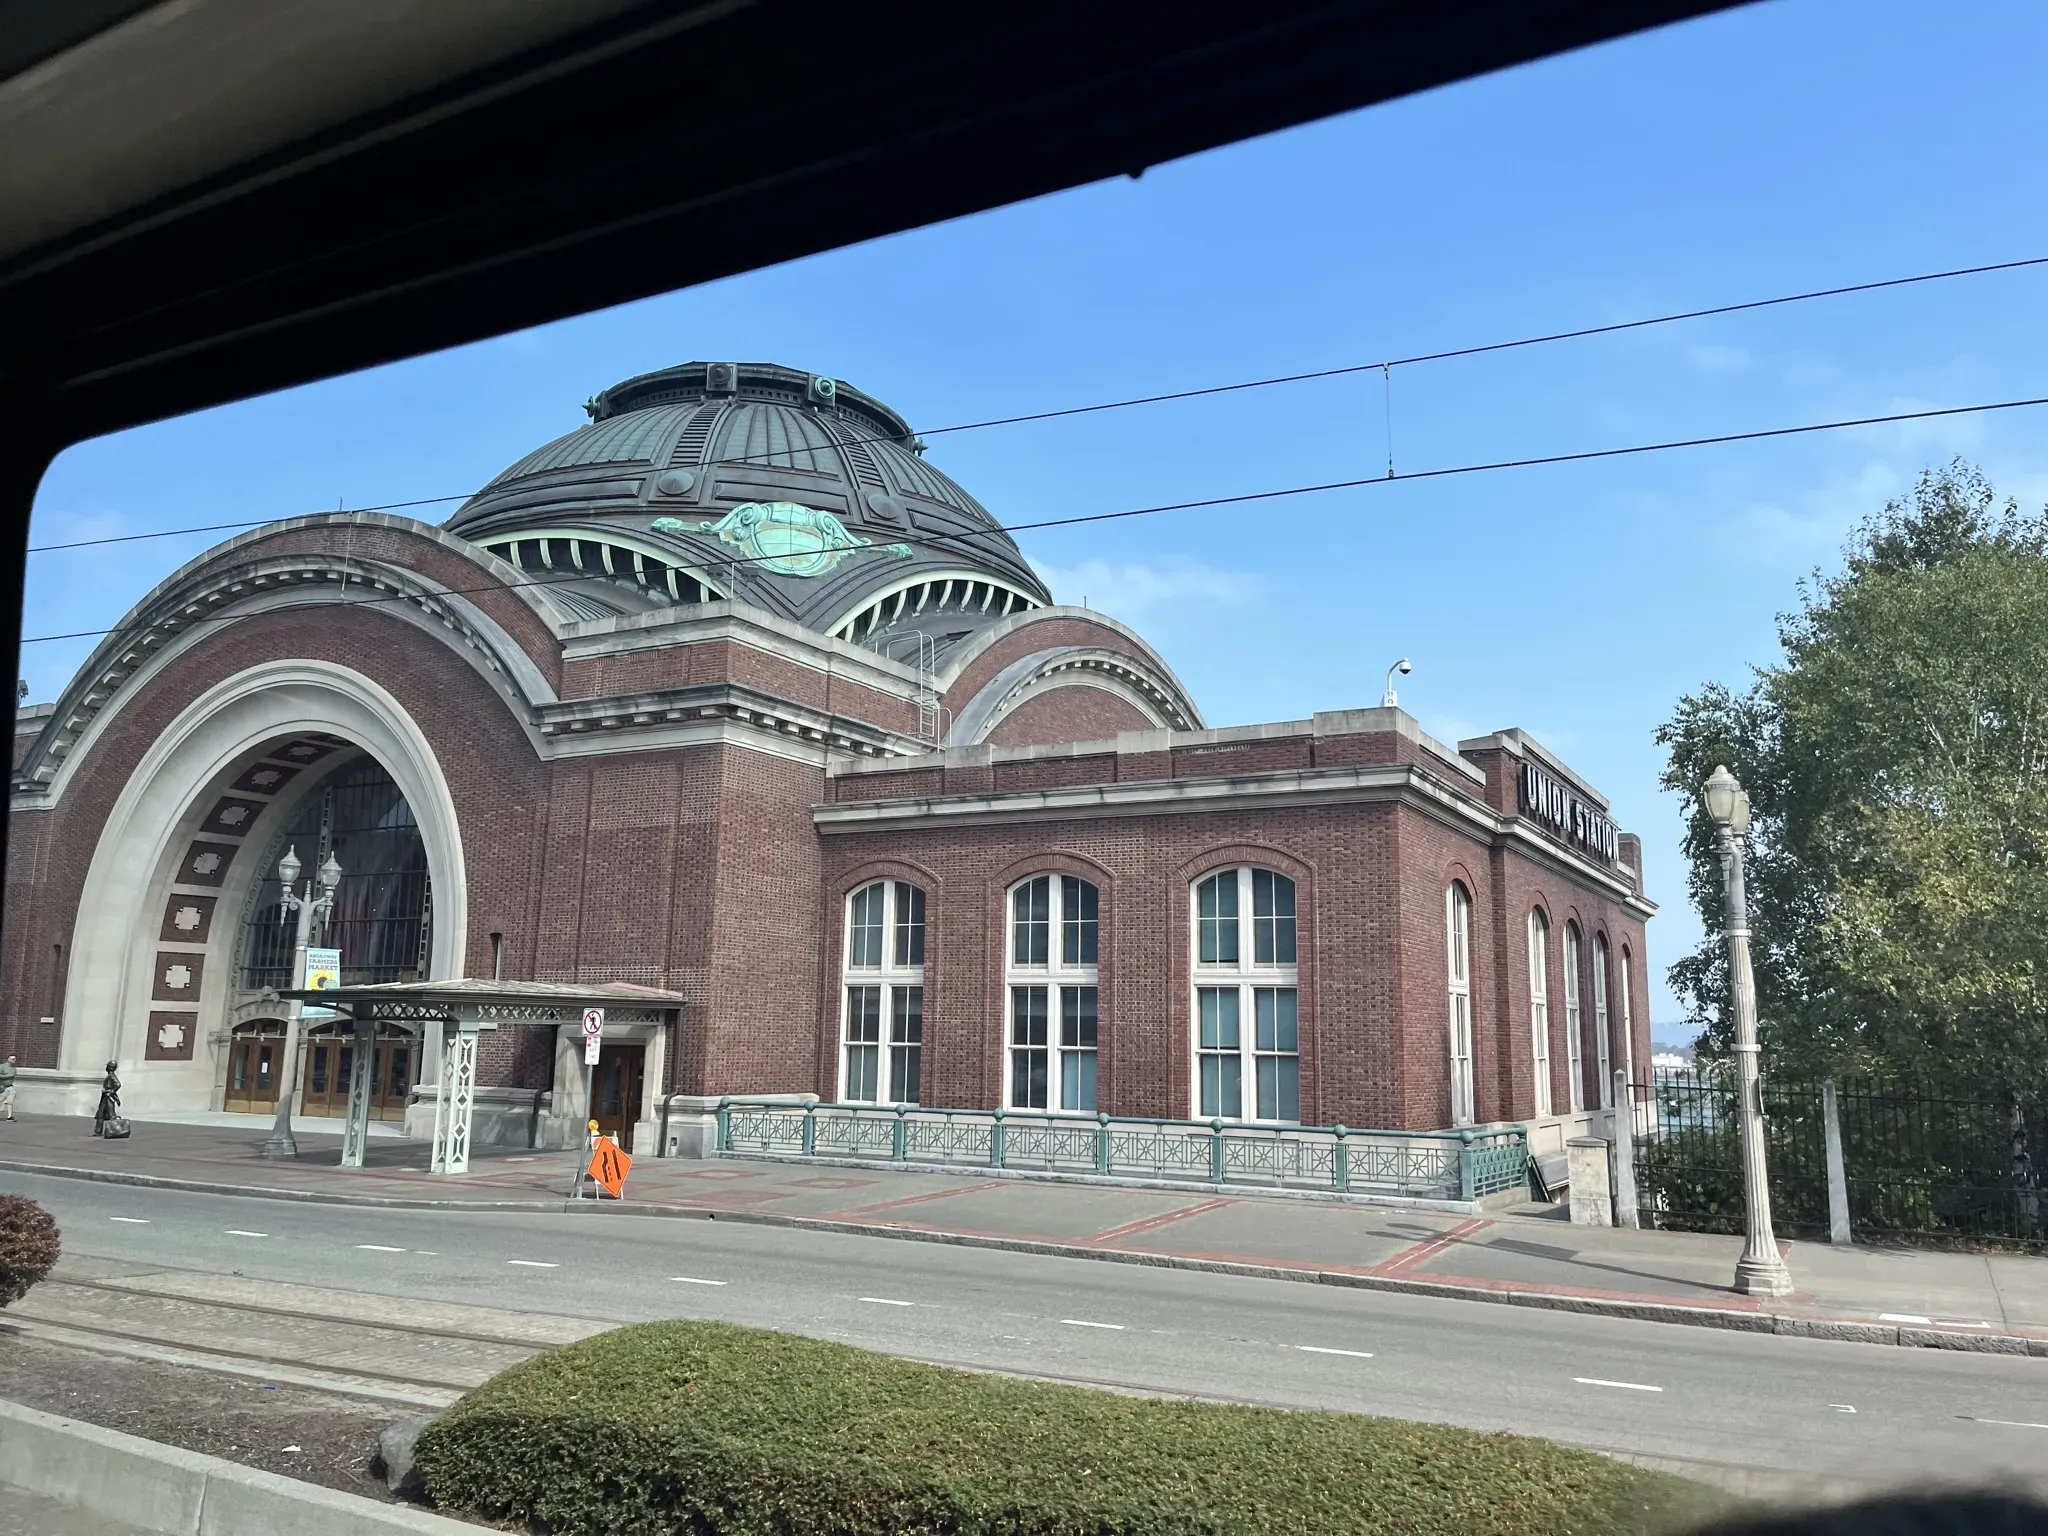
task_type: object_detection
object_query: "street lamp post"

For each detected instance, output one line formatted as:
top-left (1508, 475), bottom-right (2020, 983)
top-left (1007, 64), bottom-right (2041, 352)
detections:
top-left (1701, 765), bottom-right (1794, 1297)
top-left (260, 845), bottom-right (343, 1159)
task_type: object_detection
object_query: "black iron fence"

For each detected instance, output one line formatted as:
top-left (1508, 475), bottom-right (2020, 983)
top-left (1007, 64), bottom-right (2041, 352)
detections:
top-left (1634, 1068), bottom-right (2045, 1248)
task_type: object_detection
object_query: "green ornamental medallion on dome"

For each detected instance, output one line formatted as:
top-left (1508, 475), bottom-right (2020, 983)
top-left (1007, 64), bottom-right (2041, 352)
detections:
top-left (652, 502), bottom-right (911, 578)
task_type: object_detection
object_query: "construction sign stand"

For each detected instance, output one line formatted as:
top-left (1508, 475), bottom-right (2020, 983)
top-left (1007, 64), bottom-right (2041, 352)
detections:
top-left (585, 1131), bottom-right (631, 1200)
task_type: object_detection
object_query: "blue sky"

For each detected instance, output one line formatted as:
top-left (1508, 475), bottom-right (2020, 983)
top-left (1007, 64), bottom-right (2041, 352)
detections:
top-left (27, 1), bottom-right (2048, 1034)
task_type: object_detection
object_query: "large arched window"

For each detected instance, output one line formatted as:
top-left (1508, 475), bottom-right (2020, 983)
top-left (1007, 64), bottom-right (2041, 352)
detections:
top-left (1446, 883), bottom-right (1474, 1126)
top-left (1006, 874), bottom-right (1099, 1112)
top-left (1593, 934), bottom-right (1614, 1110)
top-left (841, 880), bottom-right (925, 1104)
top-left (1192, 867), bottom-right (1298, 1122)
top-left (1563, 921), bottom-right (1585, 1114)
top-left (1528, 909), bottom-right (1552, 1117)
top-left (240, 755), bottom-right (430, 989)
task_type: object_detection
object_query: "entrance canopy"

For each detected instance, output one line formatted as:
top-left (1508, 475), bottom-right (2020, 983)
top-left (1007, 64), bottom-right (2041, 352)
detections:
top-left (280, 978), bottom-right (686, 1174)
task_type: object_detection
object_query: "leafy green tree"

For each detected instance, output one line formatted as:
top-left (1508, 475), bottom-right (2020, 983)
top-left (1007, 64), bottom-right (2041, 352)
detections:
top-left (1658, 462), bottom-right (2048, 1085)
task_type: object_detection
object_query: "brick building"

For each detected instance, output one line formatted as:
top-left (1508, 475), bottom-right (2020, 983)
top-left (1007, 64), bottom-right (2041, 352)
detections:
top-left (4, 361), bottom-right (1654, 1166)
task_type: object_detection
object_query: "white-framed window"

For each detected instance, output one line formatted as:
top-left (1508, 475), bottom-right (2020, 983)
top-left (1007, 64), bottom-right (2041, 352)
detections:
top-left (1006, 874), bottom-right (1099, 1111)
top-left (1619, 945), bottom-right (1636, 1128)
top-left (1528, 908), bottom-right (1552, 1117)
top-left (1192, 867), bottom-right (1299, 1122)
top-left (1563, 921), bottom-right (1585, 1113)
top-left (1446, 882), bottom-right (1475, 1127)
top-left (841, 880), bottom-right (924, 1104)
top-left (1593, 933), bottom-right (1614, 1110)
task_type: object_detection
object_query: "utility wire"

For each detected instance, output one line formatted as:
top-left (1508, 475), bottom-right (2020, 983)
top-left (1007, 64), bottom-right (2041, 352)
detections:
top-left (26, 250), bottom-right (2048, 558)
top-left (22, 391), bottom-right (2048, 650)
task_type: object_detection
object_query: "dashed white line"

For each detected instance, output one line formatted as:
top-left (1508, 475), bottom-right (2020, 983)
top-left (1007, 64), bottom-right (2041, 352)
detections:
top-left (1299, 1345), bottom-right (1375, 1359)
top-left (1061, 1319), bottom-right (1124, 1330)
top-left (858, 1296), bottom-right (913, 1306)
top-left (1830, 1405), bottom-right (1857, 1414)
top-left (1574, 1377), bottom-right (1663, 1393)
top-left (1967, 1417), bottom-right (2048, 1431)
top-left (356, 1244), bottom-right (405, 1252)
top-left (224, 1230), bottom-right (268, 1238)
top-left (108, 1216), bottom-right (149, 1224)
top-left (507, 1260), bottom-right (558, 1268)
top-left (672, 1277), bottom-right (727, 1286)
top-left (1880, 1312), bottom-right (1933, 1325)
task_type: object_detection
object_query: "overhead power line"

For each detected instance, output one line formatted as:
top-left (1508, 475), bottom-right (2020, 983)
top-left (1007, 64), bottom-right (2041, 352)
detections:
top-left (21, 391), bottom-right (2048, 650)
top-left (25, 249), bottom-right (2048, 559)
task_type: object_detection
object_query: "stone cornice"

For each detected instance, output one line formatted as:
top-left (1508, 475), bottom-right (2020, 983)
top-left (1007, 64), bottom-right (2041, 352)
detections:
top-left (815, 761), bottom-right (1654, 912)
top-left (537, 681), bottom-right (923, 760)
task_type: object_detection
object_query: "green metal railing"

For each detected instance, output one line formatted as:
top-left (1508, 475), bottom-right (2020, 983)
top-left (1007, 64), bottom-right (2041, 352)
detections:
top-left (715, 1099), bottom-right (1528, 1202)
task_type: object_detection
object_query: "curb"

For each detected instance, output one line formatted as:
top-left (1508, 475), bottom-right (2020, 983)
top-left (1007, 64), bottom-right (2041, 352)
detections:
top-left (7, 1157), bottom-right (2043, 1359)
top-left (0, 1397), bottom-right (473, 1534)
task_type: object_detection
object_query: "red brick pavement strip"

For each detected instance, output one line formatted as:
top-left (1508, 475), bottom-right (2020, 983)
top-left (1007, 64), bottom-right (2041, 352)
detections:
top-left (1371, 1216), bottom-right (1493, 1275)
top-left (819, 1182), bottom-right (1006, 1219)
top-left (1085, 1197), bottom-right (1238, 1246)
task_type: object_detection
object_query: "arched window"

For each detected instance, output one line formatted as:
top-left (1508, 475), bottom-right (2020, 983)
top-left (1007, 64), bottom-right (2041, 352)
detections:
top-left (1528, 909), bottom-right (1552, 1117)
top-left (1563, 922), bottom-right (1585, 1113)
top-left (1006, 874), bottom-right (1100, 1112)
top-left (1619, 945), bottom-right (1635, 1128)
top-left (1446, 883), bottom-right (1474, 1127)
top-left (1593, 934), bottom-right (1614, 1110)
top-left (1192, 867), bottom-right (1298, 1122)
top-left (841, 880), bottom-right (924, 1104)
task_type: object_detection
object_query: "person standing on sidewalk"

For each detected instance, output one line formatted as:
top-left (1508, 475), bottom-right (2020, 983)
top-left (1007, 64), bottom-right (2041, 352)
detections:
top-left (0, 1055), bottom-right (15, 1120)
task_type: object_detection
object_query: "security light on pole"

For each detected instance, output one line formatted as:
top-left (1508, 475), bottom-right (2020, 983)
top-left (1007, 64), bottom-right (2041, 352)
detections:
top-left (1382, 657), bottom-right (1412, 709)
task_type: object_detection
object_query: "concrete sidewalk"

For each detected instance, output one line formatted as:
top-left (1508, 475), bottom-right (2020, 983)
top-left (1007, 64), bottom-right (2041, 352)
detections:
top-left (2, 1112), bottom-right (2042, 1352)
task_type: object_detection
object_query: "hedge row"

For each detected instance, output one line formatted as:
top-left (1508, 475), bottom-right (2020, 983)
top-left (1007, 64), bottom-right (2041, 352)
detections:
top-left (414, 1319), bottom-right (1727, 1536)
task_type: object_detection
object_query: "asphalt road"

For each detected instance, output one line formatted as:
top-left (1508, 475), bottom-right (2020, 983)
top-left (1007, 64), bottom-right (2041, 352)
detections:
top-left (9, 1171), bottom-right (2047, 1492)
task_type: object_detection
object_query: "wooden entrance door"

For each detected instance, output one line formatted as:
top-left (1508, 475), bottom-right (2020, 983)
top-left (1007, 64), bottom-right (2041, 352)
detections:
top-left (224, 1022), bottom-right (285, 1112)
top-left (300, 1029), bottom-right (417, 1121)
top-left (592, 1042), bottom-right (644, 1152)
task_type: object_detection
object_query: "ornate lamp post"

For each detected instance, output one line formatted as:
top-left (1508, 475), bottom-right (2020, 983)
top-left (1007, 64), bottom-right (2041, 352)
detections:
top-left (261, 845), bottom-right (343, 1159)
top-left (1701, 765), bottom-right (1794, 1297)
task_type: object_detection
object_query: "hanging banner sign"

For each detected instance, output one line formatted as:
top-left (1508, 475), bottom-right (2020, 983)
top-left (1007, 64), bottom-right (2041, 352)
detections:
top-left (303, 946), bottom-right (343, 1020)
top-left (1518, 762), bottom-right (1619, 864)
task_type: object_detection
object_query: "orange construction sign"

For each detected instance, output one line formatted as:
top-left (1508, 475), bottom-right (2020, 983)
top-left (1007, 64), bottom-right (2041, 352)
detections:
top-left (586, 1137), bottom-right (631, 1199)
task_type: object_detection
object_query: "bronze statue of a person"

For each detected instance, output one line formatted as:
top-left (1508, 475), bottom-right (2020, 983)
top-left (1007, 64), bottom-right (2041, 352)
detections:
top-left (92, 1060), bottom-right (121, 1136)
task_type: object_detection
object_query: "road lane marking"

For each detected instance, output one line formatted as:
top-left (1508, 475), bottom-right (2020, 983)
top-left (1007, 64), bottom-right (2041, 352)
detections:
top-left (672, 1277), bottom-right (727, 1286)
top-left (416, 1252), bottom-right (439, 1257)
top-left (1299, 1346), bottom-right (1375, 1359)
top-left (1936, 1320), bottom-right (1993, 1329)
top-left (1880, 1313), bottom-right (1933, 1325)
top-left (224, 1230), bottom-right (268, 1238)
top-left (356, 1244), bottom-right (405, 1252)
top-left (1831, 1405), bottom-right (1856, 1413)
top-left (858, 1296), bottom-right (913, 1306)
top-left (1062, 1319), bottom-right (1124, 1330)
top-left (507, 1260), bottom-right (557, 1268)
top-left (1574, 1377), bottom-right (1663, 1393)
top-left (108, 1217), bottom-right (149, 1224)
top-left (1965, 1417), bottom-right (2048, 1431)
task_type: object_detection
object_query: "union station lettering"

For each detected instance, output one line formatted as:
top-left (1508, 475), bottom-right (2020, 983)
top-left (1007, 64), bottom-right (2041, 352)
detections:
top-left (1519, 761), bottom-right (1619, 864)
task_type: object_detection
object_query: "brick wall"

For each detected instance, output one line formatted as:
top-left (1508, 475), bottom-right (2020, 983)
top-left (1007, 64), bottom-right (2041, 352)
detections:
top-left (984, 686), bottom-right (1155, 746)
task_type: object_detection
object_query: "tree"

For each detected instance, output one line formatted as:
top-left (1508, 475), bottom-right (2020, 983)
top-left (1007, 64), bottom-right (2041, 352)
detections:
top-left (1658, 462), bottom-right (2048, 1086)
